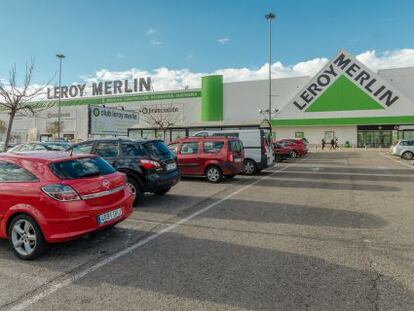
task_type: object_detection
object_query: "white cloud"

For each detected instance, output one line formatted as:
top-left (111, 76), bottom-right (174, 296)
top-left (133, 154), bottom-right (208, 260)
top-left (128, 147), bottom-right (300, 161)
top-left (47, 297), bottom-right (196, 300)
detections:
top-left (217, 38), bottom-right (230, 45)
top-left (356, 49), bottom-right (414, 70)
top-left (151, 40), bottom-right (162, 46)
top-left (80, 49), bottom-right (414, 92)
top-left (146, 28), bottom-right (156, 36)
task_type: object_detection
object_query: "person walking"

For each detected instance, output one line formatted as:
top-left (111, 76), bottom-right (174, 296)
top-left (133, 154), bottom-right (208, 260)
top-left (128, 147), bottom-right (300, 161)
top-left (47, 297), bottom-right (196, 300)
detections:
top-left (330, 138), bottom-right (335, 150)
top-left (321, 138), bottom-right (326, 150)
top-left (335, 137), bottom-right (339, 150)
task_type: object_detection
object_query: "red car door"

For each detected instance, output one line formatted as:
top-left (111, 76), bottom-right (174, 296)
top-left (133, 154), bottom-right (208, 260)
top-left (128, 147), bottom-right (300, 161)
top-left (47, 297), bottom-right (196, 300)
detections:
top-left (177, 141), bottom-right (202, 175)
top-left (0, 160), bottom-right (40, 238)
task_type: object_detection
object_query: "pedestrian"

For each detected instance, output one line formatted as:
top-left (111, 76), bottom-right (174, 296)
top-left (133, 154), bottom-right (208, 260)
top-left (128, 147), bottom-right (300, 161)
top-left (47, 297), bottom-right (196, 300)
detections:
top-left (335, 137), bottom-right (339, 149)
top-left (330, 138), bottom-right (335, 150)
top-left (321, 138), bottom-right (326, 150)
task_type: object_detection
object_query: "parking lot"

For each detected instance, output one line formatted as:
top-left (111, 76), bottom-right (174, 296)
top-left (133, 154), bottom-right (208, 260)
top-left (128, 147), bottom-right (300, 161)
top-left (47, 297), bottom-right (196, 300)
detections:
top-left (1, 150), bottom-right (414, 311)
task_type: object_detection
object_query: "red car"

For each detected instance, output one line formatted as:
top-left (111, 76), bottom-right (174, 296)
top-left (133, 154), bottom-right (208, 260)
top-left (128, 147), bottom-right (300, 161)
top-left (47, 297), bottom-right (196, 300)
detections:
top-left (0, 152), bottom-right (134, 260)
top-left (277, 139), bottom-right (308, 158)
top-left (168, 136), bottom-right (244, 183)
top-left (272, 143), bottom-right (294, 162)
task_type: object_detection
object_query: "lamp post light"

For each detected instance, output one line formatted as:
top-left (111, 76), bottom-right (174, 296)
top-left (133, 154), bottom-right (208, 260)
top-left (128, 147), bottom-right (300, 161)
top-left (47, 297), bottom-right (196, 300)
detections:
top-left (265, 12), bottom-right (276, 124)
top-left (56, 54), bottom-right (65, 140)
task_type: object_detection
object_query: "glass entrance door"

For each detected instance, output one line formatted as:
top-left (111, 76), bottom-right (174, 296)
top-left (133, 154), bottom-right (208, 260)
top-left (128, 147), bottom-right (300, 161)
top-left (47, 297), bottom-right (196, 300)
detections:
top-left (357, 131), bottom-right (392, 148)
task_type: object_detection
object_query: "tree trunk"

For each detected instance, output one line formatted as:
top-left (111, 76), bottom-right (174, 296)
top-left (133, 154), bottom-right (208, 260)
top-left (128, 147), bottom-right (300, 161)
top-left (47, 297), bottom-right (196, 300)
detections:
top-left (4, 109), bottom-right (16, 152)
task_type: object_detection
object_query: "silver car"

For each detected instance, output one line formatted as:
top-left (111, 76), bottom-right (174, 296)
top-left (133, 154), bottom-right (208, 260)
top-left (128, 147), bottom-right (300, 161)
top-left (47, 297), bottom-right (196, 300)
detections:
top-left (390, 140), bottom-right (414, 160)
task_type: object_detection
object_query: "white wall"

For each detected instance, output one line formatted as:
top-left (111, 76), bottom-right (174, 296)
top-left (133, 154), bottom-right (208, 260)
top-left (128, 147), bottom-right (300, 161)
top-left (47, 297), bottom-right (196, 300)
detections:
top-left (0, 94), bottom-right (201, 142)
top-left (274, 126), bottom-right (357, 145)
top-left (223, 76), bottom-right (309, 122)
top-left (378, 67), bottom-right (414, 101)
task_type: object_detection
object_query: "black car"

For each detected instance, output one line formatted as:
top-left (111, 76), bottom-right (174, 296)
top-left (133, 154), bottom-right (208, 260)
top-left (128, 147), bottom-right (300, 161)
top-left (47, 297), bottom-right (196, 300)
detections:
top-left (67, 138), bottom-right (180, 205)
top-left (8, 142), bottom-right (71, 152)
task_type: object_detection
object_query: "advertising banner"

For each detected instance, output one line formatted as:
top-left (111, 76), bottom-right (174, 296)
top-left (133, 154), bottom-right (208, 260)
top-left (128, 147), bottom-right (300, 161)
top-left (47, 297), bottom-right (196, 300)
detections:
top-left (89, 106), bottom-right (139, 135)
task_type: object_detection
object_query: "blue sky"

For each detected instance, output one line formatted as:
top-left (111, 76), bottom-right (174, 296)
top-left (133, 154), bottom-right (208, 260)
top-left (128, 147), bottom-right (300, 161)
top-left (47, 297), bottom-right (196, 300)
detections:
top-left (0, 0), bottom-right (413, 87)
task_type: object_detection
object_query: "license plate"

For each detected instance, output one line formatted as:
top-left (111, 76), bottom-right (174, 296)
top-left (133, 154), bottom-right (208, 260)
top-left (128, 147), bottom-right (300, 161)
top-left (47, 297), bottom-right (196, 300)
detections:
top-left (234, 158), bottom-right (242, 162)
top-left (166, 163), bottom-right (177, 171)
top-left (97, 208), bottom-right (123, 224)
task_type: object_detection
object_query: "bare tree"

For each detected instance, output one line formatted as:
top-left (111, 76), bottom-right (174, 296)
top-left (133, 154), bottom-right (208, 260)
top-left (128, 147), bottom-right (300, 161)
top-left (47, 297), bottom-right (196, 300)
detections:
top-left (46, 121), bottom-right (64, 138)
top-left (0, 60), bottom-right (55, 151)
top-left (0, 120), bottom-right (6, 137)
top-left (142, 103), bottom-right (182, 141)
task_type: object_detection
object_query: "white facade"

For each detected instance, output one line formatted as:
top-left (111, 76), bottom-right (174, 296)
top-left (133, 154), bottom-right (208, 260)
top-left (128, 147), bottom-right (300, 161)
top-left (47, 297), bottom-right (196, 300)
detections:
top-left (2, 50), bottom-right (414, 147)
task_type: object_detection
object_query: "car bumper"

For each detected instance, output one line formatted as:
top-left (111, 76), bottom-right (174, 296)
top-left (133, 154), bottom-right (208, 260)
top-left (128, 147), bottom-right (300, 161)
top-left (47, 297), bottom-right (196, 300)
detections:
top-left (144, 169), bottom-right (180, 192)
top-left (390, 147), bottom-right (399, 155)
top-left (42, 190), bottom-right (134, 243)
top-left (221, 161), bottom-right (244, 175)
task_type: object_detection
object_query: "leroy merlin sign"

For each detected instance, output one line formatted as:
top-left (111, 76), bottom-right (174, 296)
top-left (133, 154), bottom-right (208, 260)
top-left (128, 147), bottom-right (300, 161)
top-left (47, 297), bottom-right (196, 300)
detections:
top-left (293, 50), bottom-right (400, 112)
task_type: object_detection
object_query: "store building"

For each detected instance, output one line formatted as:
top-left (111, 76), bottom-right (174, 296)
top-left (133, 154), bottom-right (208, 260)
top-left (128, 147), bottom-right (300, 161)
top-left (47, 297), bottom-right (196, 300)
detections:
top-left (2, 49), bottom-right (414, 147)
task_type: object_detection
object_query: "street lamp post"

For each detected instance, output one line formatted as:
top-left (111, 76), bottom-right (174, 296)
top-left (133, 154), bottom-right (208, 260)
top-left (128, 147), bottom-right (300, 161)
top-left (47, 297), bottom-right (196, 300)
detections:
top-left (265, 12), bottom-right (276, 124)
top-left (56, 54), bottom-right (65, 140)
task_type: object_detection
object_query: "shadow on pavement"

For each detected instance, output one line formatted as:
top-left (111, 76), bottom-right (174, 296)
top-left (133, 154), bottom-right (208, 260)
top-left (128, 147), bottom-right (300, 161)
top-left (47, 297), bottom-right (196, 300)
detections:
top-left (253, 178), bottom-right (400, 192)
top-left (197, 199), bottom-right (387, 229)
top-left (138, 194), bottom-right (387, 229)
top-left (273, 172), bottom-right (414, 183)
top-left (71, 232), bottom-right (414, 311)
top-left (285, 166), bottom-right (414, 176)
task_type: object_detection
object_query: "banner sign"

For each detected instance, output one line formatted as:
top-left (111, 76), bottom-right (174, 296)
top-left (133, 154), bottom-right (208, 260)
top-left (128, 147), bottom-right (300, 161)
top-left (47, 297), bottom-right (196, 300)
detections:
top-left (48, 77), bottom-right (151, 100)
top-left (291, 50), bottom-right (401, 112)
top-left (89, 106), bottom-right (139, 135)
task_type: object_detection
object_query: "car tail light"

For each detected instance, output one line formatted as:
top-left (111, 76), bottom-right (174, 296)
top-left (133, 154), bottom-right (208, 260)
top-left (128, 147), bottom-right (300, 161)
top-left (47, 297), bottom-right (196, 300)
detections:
top-left (227, 152), bottom-right (234, 162)
top-left (41, 184), bottom-right (81, 202)
top-left (261, 137), bottom-right (267, 154)
top-left (140, 159), bottom-right (161, 170)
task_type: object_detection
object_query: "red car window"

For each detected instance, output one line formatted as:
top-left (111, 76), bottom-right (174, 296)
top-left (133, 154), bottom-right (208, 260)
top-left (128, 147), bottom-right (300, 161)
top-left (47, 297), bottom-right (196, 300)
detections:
top-left (0, 160), bottom-right (38, 182)
top-left (180, 142), bottom-right (199, 154)
top-left (49, 157), bottom-right (116, 180)
top-left (203, 141), bottom-right (224, 153)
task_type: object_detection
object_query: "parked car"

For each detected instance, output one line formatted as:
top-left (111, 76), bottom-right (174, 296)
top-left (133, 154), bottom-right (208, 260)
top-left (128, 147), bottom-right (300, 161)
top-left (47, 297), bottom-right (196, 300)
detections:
top-left (277, 139), bottom-right (308, 158)
top-left (0, 152), bottom-right (134, 260)
top-left (8, 142), bottom-right (71, 152)
top-left (0, 142), bottom-right (18, 152)
top-left (390, 139), bottom-right (414, 160)
top-left (193, 128), bottom-right (273, 175)
top-left (67, 138), bottom-right (180, 204)
top-left (273, 143), bottom-right (293, 162)
top-left (168, 136), bottom-right (244, 183)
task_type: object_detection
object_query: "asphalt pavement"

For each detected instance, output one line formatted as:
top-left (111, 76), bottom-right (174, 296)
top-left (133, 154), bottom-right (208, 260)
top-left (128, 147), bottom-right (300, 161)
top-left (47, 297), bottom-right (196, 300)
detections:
top-left (1, 150), bottom-right (414, 311)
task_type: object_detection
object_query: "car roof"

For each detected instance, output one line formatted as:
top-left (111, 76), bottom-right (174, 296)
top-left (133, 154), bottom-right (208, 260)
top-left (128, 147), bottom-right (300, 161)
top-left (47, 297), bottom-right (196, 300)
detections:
top-left (74, 138), bottom-right (162, 144)
top-left (171, 136), bottom-right (236, 143)
top-left (81, 137), bottom-right (134, 142)
top-left (0, 151), bottom-right (95, 164)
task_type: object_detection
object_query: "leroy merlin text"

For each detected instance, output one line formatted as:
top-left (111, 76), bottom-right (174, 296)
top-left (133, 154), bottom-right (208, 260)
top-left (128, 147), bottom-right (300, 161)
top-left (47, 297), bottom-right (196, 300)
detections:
top-left (47, 77), bottom-right (151, 99)
top-left (294, 53), bottom-right (399, 110)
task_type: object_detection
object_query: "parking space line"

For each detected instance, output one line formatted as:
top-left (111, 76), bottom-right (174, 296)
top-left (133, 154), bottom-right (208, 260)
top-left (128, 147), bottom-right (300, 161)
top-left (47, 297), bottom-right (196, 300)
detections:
top-left (380, 153), bottom-right (414, 169)
top-left (274, 170), bottom-right (410, 177)
top-left (5, 158), bottom-right (309, 311)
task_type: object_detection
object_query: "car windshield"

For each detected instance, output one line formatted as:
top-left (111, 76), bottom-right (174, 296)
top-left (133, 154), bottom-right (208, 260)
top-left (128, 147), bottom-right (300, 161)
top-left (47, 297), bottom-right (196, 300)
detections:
top-left (141, 140), bottom-right (174, 160)
top-left (44, 143), bottom-right (70, 151)
top-left (49, 157), bottom-right (116, 180)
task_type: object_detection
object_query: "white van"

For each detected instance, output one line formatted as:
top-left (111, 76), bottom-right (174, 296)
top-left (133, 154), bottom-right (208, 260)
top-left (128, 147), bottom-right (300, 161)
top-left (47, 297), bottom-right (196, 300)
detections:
top-left (194, 128), bottom-right (274, 174)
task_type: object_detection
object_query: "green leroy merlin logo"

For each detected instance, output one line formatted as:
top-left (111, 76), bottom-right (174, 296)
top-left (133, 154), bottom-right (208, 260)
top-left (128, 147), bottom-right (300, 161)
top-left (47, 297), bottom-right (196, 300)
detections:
top-left (93, 107), bottom-right (101, 117)
top-left (293, 50), bottom-right (400, 112)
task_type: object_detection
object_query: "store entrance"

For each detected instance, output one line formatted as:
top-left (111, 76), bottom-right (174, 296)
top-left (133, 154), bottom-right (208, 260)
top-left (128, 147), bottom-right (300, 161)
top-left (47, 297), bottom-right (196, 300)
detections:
top-left (357, 130), bottom-right (392, 148)
top-left (357, 125), bottom-right (398, 148)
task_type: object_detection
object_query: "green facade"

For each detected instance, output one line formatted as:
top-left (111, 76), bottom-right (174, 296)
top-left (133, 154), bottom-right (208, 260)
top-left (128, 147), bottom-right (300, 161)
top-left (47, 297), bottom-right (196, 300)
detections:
top-left (305, 75), bottom-right (385, 112)
top-left (201, 75), bottom-right (223, 121)
top-left (32, 90), bottom-right (201, 107)
top-left (272, 116), bottom-right (414, 127)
